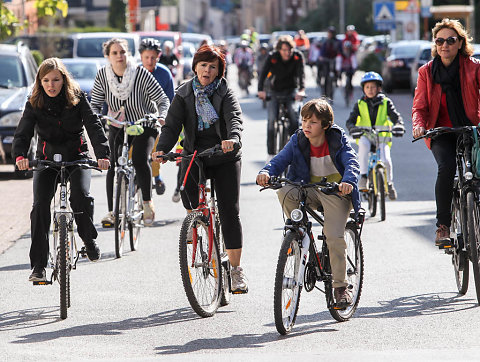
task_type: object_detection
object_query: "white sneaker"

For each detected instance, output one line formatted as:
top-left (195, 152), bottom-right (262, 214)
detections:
top-left (143, 201), bottom-right (155, 226)
top-left (172, 190), bottom-right (181, 203)
top-left (231, 266), bottom-right (248, 294)
top-left (101, 211), bottom-right (115, 227)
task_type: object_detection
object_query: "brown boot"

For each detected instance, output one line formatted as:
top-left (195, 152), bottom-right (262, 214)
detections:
top-left (334, 286), bottom-right (353, 309)
top-left (435, 225), bottom-right (451, 248)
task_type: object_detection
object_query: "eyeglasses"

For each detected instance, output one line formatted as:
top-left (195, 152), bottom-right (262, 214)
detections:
top-left (434, 36), bottom-right (458, 46)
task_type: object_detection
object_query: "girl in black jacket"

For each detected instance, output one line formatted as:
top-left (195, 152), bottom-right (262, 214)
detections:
top-left (13, 58), bottom-right (110, 282)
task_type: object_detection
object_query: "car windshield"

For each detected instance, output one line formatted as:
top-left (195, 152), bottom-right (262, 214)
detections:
top-left (182, 44), bottom-right (195, 58)
top-left (65, 63), bottom-right (98, 80)
top-left (420, 48), bottom-right (431, 61)
top-left (77, 38), bottom-right (135, 57)
top-left (391, 45), bottom-right (421, 57)
top-left (0, 55), bottom-right (25, 88)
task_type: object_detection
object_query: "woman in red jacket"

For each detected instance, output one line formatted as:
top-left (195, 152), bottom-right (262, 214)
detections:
top-left (412, 18), bottom-right (480, 247)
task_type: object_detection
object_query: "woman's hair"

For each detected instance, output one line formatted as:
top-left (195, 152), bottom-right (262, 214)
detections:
top-left (431, 18), bottom-right (474, 57)
top-left (192, 45), bottom-right (226, 78)
top-left (300, 98), bottom-right (334, 128)
top-left (275, 35), bottom-right (296, 51)
top-left (103, 38), bottom-right (129, 56)
top-left (30, 57), bottom-right (81, 109)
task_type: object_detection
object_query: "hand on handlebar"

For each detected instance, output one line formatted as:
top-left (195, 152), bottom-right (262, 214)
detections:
top-left (221, 139), bottom-right (237, 153)
top-left (152, 151), bottom-right (166, 164)
top-left (412, 127), bottom-right (426, 139)
top-left (338, 182), bottom-right (353, 196)
top-left (295, 90), bottom-right (306, 101)
top-left (256, 173), bottom-right (270, 187)
top-left (257, 91), bottom-right (267, 100)
top-left (16, 157), bottom-right (29, 171)
top-left (392, 124), bottom-right (406, 137)
top-left (97, 158), bottom-right (110, 170)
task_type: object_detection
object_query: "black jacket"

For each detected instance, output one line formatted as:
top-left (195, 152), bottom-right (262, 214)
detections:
top-left (156, 77), bottom-right (243, 162)
top-left (257, 49), bottom-right (305, 92)
top-left (13, 92), bottom-right (109, 161)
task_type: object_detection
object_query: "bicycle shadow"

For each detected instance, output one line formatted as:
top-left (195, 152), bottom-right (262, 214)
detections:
top-left (0, 263), bottom-right (31, 272)
top-left (0, 306), bottom-right (60, 331)
top-left (12, 307), bottom-right (202, 344)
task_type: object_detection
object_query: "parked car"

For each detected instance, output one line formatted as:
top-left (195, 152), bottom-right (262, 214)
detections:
top-left (181, 33), bottom-right (213, 50)
top-left (0, 43), bottom-right (38, 177)
top-left (179, 41), bottom-right (196, 81)
top-left (381, 40), bottom-right (430, 93)
top-left (410, 43), bottom-right (432, 96)
top-left (357, 34), bottom-right (391, 65)
top-left (62, 58), bottom-right (102, 100)
top-left (69, 32), bottom-right (141, 64)
top-left (6, 33), bottom-right (73, 58)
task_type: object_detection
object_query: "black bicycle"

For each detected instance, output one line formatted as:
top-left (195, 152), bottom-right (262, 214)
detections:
top-left (30, 156), bottom-right (101, 319)
top-left (261, 177), bottom-right (365, 334)
top-left (414, 126), bottom-right (480, 303)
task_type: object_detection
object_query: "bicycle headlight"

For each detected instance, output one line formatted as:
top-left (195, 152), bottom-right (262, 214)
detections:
top-left (118, 156), bottom-right (128, 166)
top-left (290, 209), bottom-right (303, 222)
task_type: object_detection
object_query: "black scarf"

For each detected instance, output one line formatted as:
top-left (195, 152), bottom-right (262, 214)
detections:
top-left (42, 86), bottom-right (66, 117)
top-left (431, 54), bottom-right (472, 127)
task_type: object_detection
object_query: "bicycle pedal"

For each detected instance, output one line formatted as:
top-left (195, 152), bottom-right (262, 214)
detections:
top-left (232, 288), bottom-right (248, 295)
top-left (33, 280), bottom-right (52, 285)
top-left (102, 222), bottom-right (114, 228)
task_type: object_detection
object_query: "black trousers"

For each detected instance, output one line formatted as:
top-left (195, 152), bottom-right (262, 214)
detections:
top-left (180, 159), bottom-right (243, 250)
top-left (431, 133), bottom-right (457, 227)
top-left (106, 126), bottom-right (157, 211)
top-left (30, 166), bottom-right (96, 268)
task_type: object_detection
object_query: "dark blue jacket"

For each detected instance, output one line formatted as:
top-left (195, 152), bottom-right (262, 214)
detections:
top-left (260, 124), bottom-right (361, 212)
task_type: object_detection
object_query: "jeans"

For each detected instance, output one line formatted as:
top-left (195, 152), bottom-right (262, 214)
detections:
top-left (267, 89), bottom-right (298, 155)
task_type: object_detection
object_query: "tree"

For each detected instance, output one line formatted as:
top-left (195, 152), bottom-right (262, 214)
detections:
top-left (0, 0), bottom-right (68, 40)
top-left (108, 0), bottom-right (126, 32)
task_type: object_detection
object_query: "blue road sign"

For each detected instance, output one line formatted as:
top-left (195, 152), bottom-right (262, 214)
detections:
top-left (374, 1), bottom-right (396, 31)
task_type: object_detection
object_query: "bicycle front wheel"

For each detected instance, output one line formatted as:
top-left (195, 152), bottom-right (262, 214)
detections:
top-left (215, 211), bottom-right (231, 307)
top-left (451, 195), bottom-right (469, 294)
top-left (179, 212), bottom-right (222, 317)
top-left (367, 172), bottom-right (377, 217)
top-left (114, 175), bottom-right (127, 258)
top-left (129, 182), bottom-right (142, 251)
top-left (58, 214), bottom-right (69, 319)
top-left (467, 192), bottom-right (480, 303)
top-left (377, 168), bottom-right (386, 221)
top-left (274, 231), bottom-right (303, 335)
top-left (329, 224), bottom-right (364, 322)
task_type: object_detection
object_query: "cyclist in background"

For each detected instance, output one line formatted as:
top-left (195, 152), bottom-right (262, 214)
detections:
top-left (346, 72), bottom-right (404, 199)
top-left (343, 25), bottom-right (361, 53)
top-left (294, 29), bottom-right (310, 60)
top-left (336, 41), bottom-right (357, 96)
top-left (13, 58), bottom-right (110, 281)
top-left (258, 35), bottom-right (305, 157)
top-left (159, 40), bottom-right (179, 82)
top-left (318, 26), bottom-right (341, 96)
top-left (139, 38), bottom-right (175, 196)
top-left (233, 40), bottom-right (254, 93)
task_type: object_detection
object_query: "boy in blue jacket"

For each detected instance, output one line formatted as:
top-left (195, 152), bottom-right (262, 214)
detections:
top-left (257, 98), bottom-right (360, 308)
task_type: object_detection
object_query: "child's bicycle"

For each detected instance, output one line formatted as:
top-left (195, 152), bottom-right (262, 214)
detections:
top-left (157, 144), bottom-right (243, 317)
top-left (260, 177), bottom-right (365, 335)
top-left (350, 126), bottom-right (392, 221)
top-left (30, 156), bottom-right (102, 319)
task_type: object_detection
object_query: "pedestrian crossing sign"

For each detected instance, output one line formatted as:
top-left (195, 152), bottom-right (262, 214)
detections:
top-left (374, 1), bottom-right (396, 30)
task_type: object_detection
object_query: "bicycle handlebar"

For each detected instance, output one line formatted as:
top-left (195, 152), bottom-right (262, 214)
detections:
top-left (260, 176), bottom-right (339, 195)
top-left (156, 143), bottom-right (240, 162)
top-left (412, 126), bottom-right (475, 143)
top-left (30, 158), bottom-right (100, 170)
top-left (100, 114), bottom-right (160, 128)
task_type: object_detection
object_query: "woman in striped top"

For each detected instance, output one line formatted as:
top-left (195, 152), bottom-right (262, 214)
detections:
top-left (90, 38), bottom-right (170, 227)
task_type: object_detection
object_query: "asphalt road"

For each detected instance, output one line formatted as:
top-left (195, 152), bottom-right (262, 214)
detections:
top-left (1, 66), bottom-right (480, 361)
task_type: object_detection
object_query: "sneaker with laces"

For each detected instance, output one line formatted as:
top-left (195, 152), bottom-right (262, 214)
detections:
top-left (84, 240), bottom-right (101, 261)
top-left (101, 211), bottom-right (115, 228)
top-left (172, 190), bottom-right (181, 203)
top-left (358, 175), bottom-right (368, 191)
top-left (388, 182), bottom-right (397, 200)
top-left (231, 266), bottom-right (248, 294)
top-left (154, 178), bottom-right (166, 195)
top-left (334, 286), bottom-right (352, 309)
top-left (29, 265), bottom-right (46, 282)
top-left (143, 200), bottom-right (155, 226)
top-left (435, 225), bottom-right (451, 248)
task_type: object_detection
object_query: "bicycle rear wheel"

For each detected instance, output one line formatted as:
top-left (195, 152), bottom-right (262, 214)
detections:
top-left (377, 169), bottom-right (386, 221)
top-left (467, 192), bottom-right (480, 303)
top-left (58, 215), bottom-right (69, 319)
top-left (367, 172), bottom-right (377, 217)
top-left (179, 212), bottom-right (222, 317)
top-left (129, 182), bottom-right (142, 251)
top-left (274, 231), bottom-right (303, 335)
top-left (329, 224), bottom-right (364, 322)
top-left (114, 175), bottom-right (127, 258)
top-left (451, 195), bottom-right (469, 294)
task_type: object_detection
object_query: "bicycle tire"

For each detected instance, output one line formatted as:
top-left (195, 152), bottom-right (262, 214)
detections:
top-left (281, 118), bottom-right (289, 151)
top-left (179, 212), bottom-right (222, 317)
top-left (59, 214), bottom-right (69, 320)
top-left (367, 172), bottom-right (377, 217)
top-left (129, 183), bottom-right (142, 251)
top-left (216, 213), bottom-right (231, 307)
top-left (451, 196), bottom-right (469, 294)
top-left (114, 175), bottom-right (127, 258)
top-left (467, 192), bottom-right (480, 303)
top-left (274, 231), bottom-right (302, 335)
top-left (329, 224), bottom-right (364, 322)
top-left (377, 169), bottom-right (386, 221)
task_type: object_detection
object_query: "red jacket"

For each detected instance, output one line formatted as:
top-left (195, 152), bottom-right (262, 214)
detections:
top-left (412, 55), bottom-right (480, 148)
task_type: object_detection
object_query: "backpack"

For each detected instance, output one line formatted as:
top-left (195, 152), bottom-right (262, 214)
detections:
top-left (472, 126), bottom-right (480, 178)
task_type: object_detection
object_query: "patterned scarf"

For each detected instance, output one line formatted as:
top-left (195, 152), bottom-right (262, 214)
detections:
top-left (192, 76), bottom-right (220, 131)
top-left (105, 56), bottom-right (136, 101)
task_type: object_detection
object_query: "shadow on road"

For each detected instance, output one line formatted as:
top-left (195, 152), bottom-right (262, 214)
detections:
top-left (11, 307), bottom-right (201, 344)
top-left (0, 307), bottom-right (59, 331)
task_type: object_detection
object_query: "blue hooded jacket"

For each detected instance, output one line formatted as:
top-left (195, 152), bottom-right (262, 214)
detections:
top-left (260, 124), bottom-right (361, 212)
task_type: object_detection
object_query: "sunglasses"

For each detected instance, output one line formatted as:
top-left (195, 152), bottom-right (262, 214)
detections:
top-left (434, 36), bottom-right (458, 46)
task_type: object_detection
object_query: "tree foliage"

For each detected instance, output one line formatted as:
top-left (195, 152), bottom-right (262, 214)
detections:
top-left (108, 0), bottom-right (126, 32)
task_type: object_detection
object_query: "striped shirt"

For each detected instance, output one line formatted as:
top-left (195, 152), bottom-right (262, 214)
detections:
top-left (90, 66), bottom-right (169, 125)
top-left (310, 142), bottom-right (342, 183)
